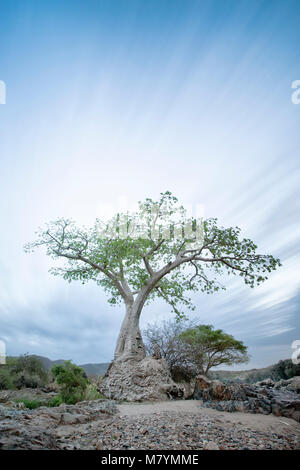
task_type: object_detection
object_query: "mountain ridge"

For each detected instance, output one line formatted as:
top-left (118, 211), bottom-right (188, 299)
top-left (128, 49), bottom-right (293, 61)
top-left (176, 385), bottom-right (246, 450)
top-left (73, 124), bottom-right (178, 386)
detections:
top-left (10, 355), bottom-right (299, 382)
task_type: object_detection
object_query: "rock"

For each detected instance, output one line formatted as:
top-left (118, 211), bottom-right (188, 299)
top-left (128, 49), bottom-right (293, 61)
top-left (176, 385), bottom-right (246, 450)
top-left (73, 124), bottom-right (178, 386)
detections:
top-left (0, 392), bottom-right (10, 403)
top-left (193, 375), bottom-right (212, 399)
top-left (204, 441), bottom-right (219, 450)
top-left (271, 403), bottom-right (282, 416)
top-left (61, 413), bottom-right (80, 425)
top-left (181, 381), bottom-right (194, 399)
top-left (286, 377), bottom-right (300, 394)
top-left (257, 377), bottom-right (300, 394)
top-left (96, 441), bottom-right (103, 450)
top-left (291, 410), bottom-right (300, 422)
top-left (201, 381), bottom-right (249, 402)
top-left (152, 343), bottom-right (162, 360)
top-left (195, 377), bottom-right (300, 422)
top-left (255, 378), bottom-right (275, 388)
top-left (0, 398), bottom-right (118, 450)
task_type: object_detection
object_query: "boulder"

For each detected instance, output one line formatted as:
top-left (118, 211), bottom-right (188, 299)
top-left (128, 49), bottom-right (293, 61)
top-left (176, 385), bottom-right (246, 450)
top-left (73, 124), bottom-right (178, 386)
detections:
top-left (256, 376), bottom-right (300, 394)
top-left (195, 377), bottom-right (250, 402)
top-left (194, 376), bottom-right (300, 422)
top-left (286, 376), bottom-right (300, 394)
top-left (0, 399), bottom-right (118, 450)
top-left (181, 381), bottom-right (195, 399)
top-left (193, 375), bottom-right (212, 400)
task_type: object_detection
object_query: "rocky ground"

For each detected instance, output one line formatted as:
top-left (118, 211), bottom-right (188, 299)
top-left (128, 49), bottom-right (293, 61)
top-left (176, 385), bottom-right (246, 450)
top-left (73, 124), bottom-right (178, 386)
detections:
top-left (1, 376), bottom-right (299, 450)
top-left (0, 398), bottom-right (299, 450)
top-left (194, 375), bottom-right (300, 423)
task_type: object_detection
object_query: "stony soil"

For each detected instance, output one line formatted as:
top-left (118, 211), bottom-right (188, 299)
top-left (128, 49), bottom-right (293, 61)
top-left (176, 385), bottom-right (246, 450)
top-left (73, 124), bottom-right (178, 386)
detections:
top-left (194, 375), bottom-right (300, 422)
top-left (0, 399), bottom-right (299, 450)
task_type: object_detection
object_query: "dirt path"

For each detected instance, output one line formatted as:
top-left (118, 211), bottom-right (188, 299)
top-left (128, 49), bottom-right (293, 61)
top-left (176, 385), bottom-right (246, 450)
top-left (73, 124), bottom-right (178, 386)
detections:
top-left (118, 400), bottom-right (300, 434)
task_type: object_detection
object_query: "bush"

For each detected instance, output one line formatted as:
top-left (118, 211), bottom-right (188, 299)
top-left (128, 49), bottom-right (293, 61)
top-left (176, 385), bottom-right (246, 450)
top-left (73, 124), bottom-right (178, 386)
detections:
top-left (170, 364), bottom-right (197, 383)
top-left (47, 395), bottom-right (63, 407)
top-left (51, 361), bottom-right (88, 404)
top-left (0, 355), bottom-right (49, 390)
top-left (11, 354), bottom-right (48, 384)
top-left (14, 395), bottom-right (63, 409)
top-left (13, 372), bottom-right (45, 389)
top-left (143, 319), bottom-right (198, 382)
top-left (14, 398), bottom-right (45, 409)
top-left (0, 367), bottom-right (14, 390)
top-left (84, 383), bottom-right (105, 400)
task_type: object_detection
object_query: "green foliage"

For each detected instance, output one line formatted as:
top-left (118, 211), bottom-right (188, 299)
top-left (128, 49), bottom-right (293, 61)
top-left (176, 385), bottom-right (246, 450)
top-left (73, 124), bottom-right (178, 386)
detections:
top-left (179, 324), bottom-right (249, 375)
top-left (14, 395), bottom-right (63, 409)
top-left (51, 361), bottom-right (88, 404)
top-left (84, 383), bottom-right (106, 400)
top-left (14, 398), bottom-right (45, 409)
top-left (11, 354), bottom-right (48, 386)
top-left (0, 355), bottom-right (49, 390)
top-left (47, 395), bottom-right (63, 407)
top-left (0, 367), bottom-right (14, 390)
top-left (13, 373), bottom-right (45, 389)
top-left (25, 191), bottom-right (281, 320)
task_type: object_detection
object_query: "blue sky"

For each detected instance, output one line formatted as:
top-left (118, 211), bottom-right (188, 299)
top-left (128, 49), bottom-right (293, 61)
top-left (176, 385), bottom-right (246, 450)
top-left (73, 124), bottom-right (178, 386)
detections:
top-left (0, 0), bottom-right (299, 368)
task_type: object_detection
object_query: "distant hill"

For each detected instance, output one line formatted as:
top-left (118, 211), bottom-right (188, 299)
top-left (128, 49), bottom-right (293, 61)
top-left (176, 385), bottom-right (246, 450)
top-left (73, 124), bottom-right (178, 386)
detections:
top-left (209, 359), bottom-right (300, 383)
top-left (10, 355), bottom-right (299, 382)
top-left (79, 362), bottom-right (109, 376)
top-left (31, 355), bottom-right (109, 377)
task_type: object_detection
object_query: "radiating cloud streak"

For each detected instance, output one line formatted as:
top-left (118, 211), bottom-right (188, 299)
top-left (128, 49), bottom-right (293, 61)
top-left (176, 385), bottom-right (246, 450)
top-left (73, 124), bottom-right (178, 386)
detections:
top-left (0, 0), bottom-right (299, 367)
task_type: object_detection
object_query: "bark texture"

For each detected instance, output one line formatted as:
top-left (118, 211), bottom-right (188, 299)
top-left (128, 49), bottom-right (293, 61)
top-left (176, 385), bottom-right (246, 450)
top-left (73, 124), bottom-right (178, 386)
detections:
top-left (98, 356), bottom-right (184, 402)
top-left (100, 293), bottom-right (184, 401)
top-left (114, 303), bottom-right (146, 361)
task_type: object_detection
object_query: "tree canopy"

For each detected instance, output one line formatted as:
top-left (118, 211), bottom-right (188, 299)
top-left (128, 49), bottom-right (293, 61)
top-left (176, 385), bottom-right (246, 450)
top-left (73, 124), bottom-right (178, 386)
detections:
top-left (179, 324), bottom-right (249, 375)
top-left (25, 191), bottom-right (281, 319)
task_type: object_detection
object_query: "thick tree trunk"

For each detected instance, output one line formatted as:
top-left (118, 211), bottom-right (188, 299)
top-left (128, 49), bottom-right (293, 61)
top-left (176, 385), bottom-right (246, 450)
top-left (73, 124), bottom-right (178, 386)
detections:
top-left (98, 295), bottom-right (184, 401)
top-left (114, 302), bottom-right (146, 361)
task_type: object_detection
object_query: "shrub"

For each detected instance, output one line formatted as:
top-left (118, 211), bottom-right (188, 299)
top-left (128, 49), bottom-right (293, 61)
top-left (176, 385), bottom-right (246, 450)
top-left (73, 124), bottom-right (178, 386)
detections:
top-left (11, 354), bottom-right (48, 387)
top-left (170, 364), bottom-right (197, 383)
top-left (0, 367), bottom-right (14, 390)
top-left (14, 396), bottom-right (63, 409)
top-left (51, 361), bottom-right (88, 404)
top-left (84, 383), bottom-right (106, 400)
top-left (14, 398), bottom-right (44, 409)
top-left (143, 318), bottom-right (198, 382)
top-left (47, 395), bottom-right (63, 407)
top-left (13, 372), bottom-right (45, 389)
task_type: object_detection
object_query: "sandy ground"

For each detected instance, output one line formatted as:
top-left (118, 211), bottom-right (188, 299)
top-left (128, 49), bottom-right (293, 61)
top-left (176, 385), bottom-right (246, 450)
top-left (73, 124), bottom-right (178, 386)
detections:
top-left (118, 400), bottom-right (300, 434)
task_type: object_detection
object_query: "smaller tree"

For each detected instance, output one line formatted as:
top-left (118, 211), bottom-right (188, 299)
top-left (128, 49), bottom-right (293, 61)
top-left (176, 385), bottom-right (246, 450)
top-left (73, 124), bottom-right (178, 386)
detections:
top-left (0, 367), bottom-right (14, 390)
top-left (179, 325), bottom-right (249, 376)
top-left (11, 354), bottom-right (49, 389)
top-left (51, 361), bottom-right (88, 404)
top-left (143, 319), bottom-right (198, 382)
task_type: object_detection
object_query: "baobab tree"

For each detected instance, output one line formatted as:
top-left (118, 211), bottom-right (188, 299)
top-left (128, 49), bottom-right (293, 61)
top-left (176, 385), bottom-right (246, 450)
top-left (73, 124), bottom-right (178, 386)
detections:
top-left (25, 192), bottom-right (281, 400)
